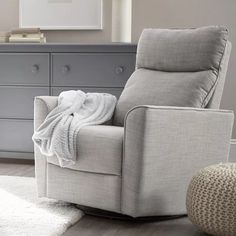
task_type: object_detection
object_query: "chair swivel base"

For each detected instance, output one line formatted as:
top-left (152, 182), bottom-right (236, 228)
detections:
top-left (76, 205), bottom-right (186, 222)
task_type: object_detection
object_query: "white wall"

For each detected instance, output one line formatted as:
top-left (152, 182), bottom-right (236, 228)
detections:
top-left (132, 0), bottom-right (236, 137)
top-left (112, 0), bottom-right (132, 42)
top-left (0, 0), bottom-right (112, 43)
top-left (0, 1), bottom-right (19, 31)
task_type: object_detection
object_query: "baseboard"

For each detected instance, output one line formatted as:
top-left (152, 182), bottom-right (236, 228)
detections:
top-left (229, 139), bottom-right (236, 162)
top-left (0, 158), bottom-right (34, 165)
top-left (231, 139), bottom-right (236, 144)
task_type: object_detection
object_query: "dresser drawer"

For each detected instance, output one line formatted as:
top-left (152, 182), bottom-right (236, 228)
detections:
top-left (52, 87), bottom-right (123, 98)
top-left (0, 119), bottom-right (33, 153)
top-left (0, 86), bottom-right (49, 119)
top-left (52, 53), bottom-right (135, 87)
top-left (0, 53), bottom-right (49, 85)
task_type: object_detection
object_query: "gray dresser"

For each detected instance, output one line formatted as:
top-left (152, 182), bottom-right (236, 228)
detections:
top-left (0, 43), bottom-right (136, 159)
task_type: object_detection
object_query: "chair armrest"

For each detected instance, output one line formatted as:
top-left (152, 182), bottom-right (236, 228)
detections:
top-left (122, 105), bottom-right (234, 217)
top-left (34, 96), bottom-right (58, 197)
top-left (34, 96), bottom-right (58, 130)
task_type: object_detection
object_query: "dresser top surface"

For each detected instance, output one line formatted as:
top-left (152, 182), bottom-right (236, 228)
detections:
top-left (0, 43), bottom-right (137, 53)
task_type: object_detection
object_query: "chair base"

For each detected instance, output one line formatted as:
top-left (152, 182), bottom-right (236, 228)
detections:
top-left (76, 205), bottom-right (186, 222)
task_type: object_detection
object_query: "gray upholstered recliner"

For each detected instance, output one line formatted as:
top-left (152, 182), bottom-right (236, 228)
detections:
top-left (34, 26), bottom-right (234, 217)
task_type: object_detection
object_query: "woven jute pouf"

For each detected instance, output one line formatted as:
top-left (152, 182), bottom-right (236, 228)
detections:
top-left (186, 163), bottom-right (236, 236)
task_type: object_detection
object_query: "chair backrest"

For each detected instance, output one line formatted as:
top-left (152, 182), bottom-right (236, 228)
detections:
top-left (113, 26), bottom-right (231, 126)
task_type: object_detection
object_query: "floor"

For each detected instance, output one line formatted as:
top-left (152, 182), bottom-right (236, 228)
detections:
top-left (0, 161), bottom-right (208, 236)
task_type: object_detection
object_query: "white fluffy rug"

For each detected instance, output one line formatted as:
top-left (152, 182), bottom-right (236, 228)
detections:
top-left (0, 176), bottom-right (84, 236)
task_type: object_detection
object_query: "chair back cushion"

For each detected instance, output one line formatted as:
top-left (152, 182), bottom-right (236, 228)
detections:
top-left (113, 26), bottom-right (230, 126)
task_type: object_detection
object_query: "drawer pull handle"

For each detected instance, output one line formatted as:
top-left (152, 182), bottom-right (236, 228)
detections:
top-left (62, 65), bottom-right (70, 74)
top-left (31, 64), bottom-right (39, 73)
top-left (115, 66), bottom-right (124, 74)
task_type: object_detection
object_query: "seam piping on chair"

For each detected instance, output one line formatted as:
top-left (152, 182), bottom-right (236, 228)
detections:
top-left (201, 38), bottom-right (228, 107)
top-left (120, 121), bottom-right (126, 212)
top-left (125, 105), bottom-right (233, 115)
top-left (34, 97), bottom-right (49, 196)
top-left (48, 162), bottom-right (121, 176)
top-left (137, 67), bottom-right (211, 73)
top-left (45, 160), bottom-right (48, 196)
top-left (121, 107), bottom-right (147, 213)
top-left (35, 97), bottom-right (49, 114)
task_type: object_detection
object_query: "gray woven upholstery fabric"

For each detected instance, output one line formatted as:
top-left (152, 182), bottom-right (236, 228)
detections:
top-left (48, 125), bottom-right (123, 176)
top-left (136, 26), bottom-right (228, 72)
top-left (114, 69), bottom-right (218, 125)
top-left (187, 163), bottom-right (236, 236)
top-left (34, 96), bottom-right (58, 197)
top-left (34, 96), bottom-right (122, 213)
top-left (114, 26), bottom-right (230, 126)
top-left (122, 106), bottom-right (234, 217)
top-left (47, 163), bottom-right (121, 212)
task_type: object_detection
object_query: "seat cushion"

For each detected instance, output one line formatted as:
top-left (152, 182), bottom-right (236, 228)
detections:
top-left (47, 125), bottom-right (123, 175)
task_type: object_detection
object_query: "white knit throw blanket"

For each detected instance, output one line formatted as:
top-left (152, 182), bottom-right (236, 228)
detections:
top-left (32, 90), bottom-right (117, 167)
